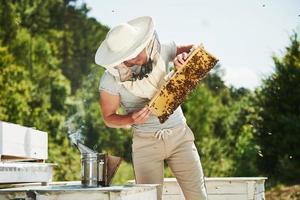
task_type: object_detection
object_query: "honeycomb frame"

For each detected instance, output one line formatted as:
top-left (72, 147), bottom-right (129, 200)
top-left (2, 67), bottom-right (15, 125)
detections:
top-left (148, 46), bottom-right (219, 123)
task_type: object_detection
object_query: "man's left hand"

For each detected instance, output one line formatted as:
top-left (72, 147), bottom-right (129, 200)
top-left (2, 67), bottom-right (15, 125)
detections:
top-left (173, 52), bottom-right (188, 70)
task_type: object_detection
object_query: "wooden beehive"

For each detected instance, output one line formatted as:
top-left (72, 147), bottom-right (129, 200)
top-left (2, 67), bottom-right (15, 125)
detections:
top-left (161, 177), bottom-right (267, 200)
top-left (128, 177), bottom-right (267, 200)
top-left (0, 162), bottom-right (54, 184)
top-left (0, 121), bottom-right (48, 161)
top-left (148, 46), bottom-right (219, 123)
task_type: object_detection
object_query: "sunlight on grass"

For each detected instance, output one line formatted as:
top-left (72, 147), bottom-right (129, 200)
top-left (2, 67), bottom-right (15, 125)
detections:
top-left (112, 161), bottom-right (175, 184)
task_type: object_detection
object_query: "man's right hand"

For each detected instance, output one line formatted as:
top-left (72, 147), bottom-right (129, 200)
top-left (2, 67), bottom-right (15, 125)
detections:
top-left (130, 107), bottom-right (152, 124)
top-left (100, 90), bottom-right (151, 128)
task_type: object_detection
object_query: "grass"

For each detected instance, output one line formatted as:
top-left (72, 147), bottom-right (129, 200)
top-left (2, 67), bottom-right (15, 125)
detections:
top-left (265, 184), bottom-right (300, 200)
top-left (112, 162), bottom-right (134, 184)
top-left (112, 161), bottom-right (175, 184)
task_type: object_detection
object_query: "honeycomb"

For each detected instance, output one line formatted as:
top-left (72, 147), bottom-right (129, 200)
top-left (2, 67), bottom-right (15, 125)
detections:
top-left (148, 46), bottom-right (219, 123)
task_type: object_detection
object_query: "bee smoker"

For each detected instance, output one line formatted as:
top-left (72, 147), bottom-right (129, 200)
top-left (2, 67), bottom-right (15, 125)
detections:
top-left (81, 152), bottom-right (98, 187)
top-left (81, 152), bottom-right (121, 187)
top-left (72, 136), bottom-right (121, 188)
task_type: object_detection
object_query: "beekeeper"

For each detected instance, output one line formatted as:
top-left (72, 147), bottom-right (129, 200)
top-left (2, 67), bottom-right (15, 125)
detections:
top-left (95, 16), bottom-right (208, 200)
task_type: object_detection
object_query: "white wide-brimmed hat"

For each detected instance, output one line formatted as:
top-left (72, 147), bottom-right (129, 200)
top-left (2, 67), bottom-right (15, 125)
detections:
top-left (95, 16), bottom-right (154, 75)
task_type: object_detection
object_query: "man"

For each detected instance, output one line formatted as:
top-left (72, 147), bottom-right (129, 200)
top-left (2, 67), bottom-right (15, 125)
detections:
top-left (95, 16), bottom-right (208, 200)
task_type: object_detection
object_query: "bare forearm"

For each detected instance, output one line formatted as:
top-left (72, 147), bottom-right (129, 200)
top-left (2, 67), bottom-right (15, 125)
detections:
top-left (103, 113), bottom-right (133, 128)
top-left (176, 45), bottom-right (193, 55)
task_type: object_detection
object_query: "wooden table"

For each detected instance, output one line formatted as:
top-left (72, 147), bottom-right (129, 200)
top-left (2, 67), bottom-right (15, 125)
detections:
top-left (0, 182), bottom-right (159, 200)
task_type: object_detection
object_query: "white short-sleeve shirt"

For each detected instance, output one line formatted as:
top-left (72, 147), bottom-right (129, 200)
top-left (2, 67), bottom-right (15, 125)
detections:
top-left (99, 42), bottom-right (186, 132)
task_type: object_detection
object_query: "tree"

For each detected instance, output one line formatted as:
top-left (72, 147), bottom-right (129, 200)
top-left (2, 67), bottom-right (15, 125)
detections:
top-left (0, 47), bottom-right (32, 124)
top-left (254, 33), bottom-right (300, 184)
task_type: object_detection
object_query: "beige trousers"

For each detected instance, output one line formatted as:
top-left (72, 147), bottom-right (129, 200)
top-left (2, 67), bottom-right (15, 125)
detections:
top-left (132, 124), bottom-right (208, 200)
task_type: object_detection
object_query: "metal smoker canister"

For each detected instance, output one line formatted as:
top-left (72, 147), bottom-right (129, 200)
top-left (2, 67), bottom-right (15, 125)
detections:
top-left (81, 153), bottom-right (98, 187)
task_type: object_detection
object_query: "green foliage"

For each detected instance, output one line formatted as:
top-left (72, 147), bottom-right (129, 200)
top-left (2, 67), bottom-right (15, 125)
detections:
top-left (0, 0), bottom-right (19, 44)
top-left (112, 161), bottom-right (178, 184)
top-left (230, 95), bottom-right (259, 177)
top-left (0, 0), bottom-right (107, 181)
top-left (0, 47), bottom-right (33, 124)
top-left (254, 34), bottom-right (300, 184)
top-left (112, 162), bottom-right (134, 184)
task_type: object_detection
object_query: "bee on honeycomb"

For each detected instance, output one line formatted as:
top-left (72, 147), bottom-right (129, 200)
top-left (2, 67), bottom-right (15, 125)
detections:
top-left (148, 46), bottom-right (219, 123)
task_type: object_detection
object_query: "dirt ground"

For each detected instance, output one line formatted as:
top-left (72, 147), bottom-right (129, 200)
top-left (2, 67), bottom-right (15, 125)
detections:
top-left (265, 184), bottom-right (300, 200)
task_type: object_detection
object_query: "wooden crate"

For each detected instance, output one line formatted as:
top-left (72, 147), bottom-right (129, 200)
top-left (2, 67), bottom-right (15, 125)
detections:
top-left (205, 177), bottom-right (267, 200)
top-left (0, 121), bottom-right (48, 161)
top-left (129, 177), bottom-right (267, 200)
top-left (0, 162), bottom-right (54, 184)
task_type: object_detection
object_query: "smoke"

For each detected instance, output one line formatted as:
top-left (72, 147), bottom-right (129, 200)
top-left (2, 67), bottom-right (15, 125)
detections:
top-left (65, 67), bottom-right (102, 154)
top-left (65, 107), bottom-right (96, 154)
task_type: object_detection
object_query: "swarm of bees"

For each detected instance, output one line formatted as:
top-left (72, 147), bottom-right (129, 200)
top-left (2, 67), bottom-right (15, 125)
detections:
top-left (148, 46), bottom-right (219, 123)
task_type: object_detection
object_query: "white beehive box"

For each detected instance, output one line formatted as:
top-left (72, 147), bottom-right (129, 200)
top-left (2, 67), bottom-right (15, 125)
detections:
top-left (162, 177), bottom-right (267, 200)
top-left (0, 162), bottom-right (54, 184)
top-left (0, 121), bottom-right (48, 160)
top-left (205, 177), bottom-right (267, 200)
top-left (129, 177), bottom-right (267, 200)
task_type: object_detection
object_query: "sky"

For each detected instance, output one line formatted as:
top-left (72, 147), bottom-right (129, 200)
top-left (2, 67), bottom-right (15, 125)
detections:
top-left (83, 0), bottom-right (300, 90)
